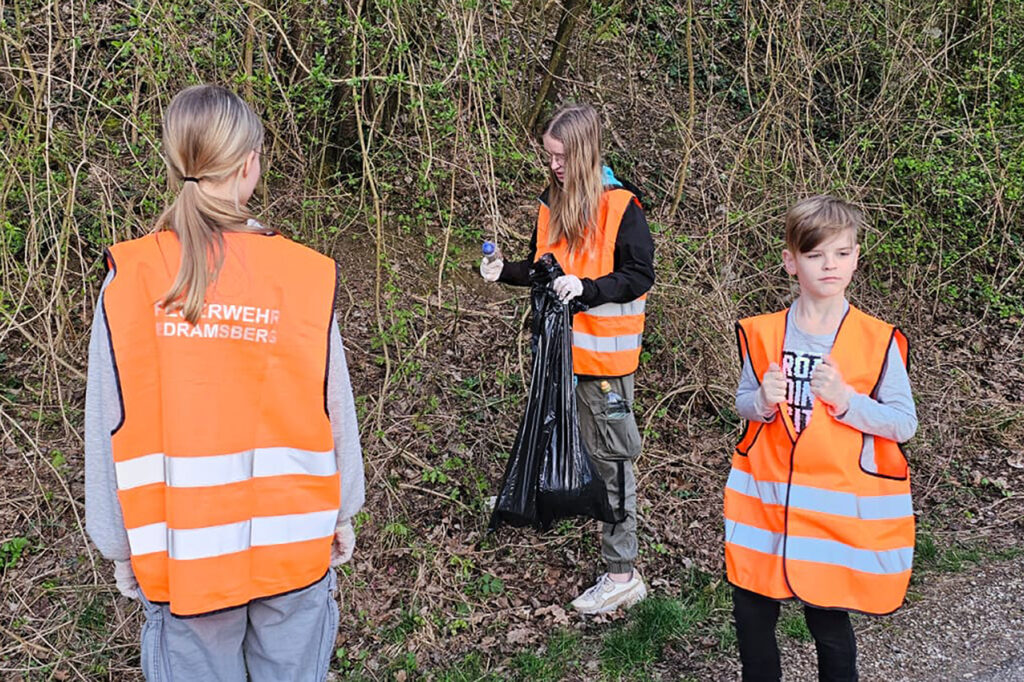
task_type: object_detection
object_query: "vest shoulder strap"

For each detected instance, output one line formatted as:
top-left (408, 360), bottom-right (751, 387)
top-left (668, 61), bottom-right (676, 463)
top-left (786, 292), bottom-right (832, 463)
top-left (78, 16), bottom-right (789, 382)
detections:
top-left (736, 310), bottom-right (787, 379)
top-left (107, 232), bottom-right (160, 267)
top-left (606, 187), bottom-right (636, 209)
top-left (843, 304), bottom-right (906, 363)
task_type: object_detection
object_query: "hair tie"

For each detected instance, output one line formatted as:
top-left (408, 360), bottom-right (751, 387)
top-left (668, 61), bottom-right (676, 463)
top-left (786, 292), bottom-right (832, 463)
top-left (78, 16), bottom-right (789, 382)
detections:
top-left (183, 176), bottom-right (200, 183)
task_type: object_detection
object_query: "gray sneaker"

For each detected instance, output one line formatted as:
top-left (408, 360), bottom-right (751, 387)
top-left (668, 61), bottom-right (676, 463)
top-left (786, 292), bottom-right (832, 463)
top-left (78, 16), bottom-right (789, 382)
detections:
top-left (570, 571), bottom-right (648, 615)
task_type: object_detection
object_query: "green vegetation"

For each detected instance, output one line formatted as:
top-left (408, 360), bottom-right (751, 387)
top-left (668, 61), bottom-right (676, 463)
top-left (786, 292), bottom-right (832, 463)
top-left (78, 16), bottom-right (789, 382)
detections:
top-left (599, 569), bottom-right (734, 679)
top-left (1, 0), bottom-right (1021, 678)
top-left (778, 606), bottom-right (813, 643)
top-left (0, 537), bottom-right (30, 571)
top-left (602, 596), bottom-right (691, 678)
top-left (916, 531), bottom-right (1023, 575)
top-left (511, 629), bottom-right (582, 681)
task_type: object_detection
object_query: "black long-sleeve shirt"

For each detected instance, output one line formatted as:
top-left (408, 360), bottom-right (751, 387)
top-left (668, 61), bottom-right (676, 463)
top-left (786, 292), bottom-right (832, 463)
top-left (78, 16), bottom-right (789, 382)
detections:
top-left (498, 182), bottom-right (655, 306)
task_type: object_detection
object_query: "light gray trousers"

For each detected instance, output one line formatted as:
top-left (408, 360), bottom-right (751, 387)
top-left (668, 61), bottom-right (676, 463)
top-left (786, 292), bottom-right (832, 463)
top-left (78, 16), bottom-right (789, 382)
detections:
top-left (576, 374), bottom-right (643, 574)
top-left (138, 570), bottom-right (338, 681)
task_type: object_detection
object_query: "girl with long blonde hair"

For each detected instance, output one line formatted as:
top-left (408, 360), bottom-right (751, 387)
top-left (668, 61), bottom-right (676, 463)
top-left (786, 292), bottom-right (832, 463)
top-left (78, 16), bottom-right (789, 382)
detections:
top-left (480, 103), bottom-right (655, 614)
top-left (85, 84), bottom-right (364, 680)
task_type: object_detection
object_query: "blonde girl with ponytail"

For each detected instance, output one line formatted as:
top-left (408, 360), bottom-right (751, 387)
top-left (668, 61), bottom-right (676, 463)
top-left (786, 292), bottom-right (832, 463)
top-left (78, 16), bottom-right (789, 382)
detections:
top-left (85, 85), bottom-right (364, 681)
top-left (157, 83), bottom-right (266, 323)
top-left (479, 103), bottom-right (655, 614)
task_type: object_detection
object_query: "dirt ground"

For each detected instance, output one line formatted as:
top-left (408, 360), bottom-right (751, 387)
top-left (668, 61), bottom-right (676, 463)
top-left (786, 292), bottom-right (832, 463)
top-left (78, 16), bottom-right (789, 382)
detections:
top-left (696, 555), bottom-right (1024, 682)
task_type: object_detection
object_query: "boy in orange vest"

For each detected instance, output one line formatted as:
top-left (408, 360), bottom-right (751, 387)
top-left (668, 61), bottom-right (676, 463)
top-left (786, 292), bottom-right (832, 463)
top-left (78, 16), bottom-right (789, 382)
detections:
top-left (726, 196), bottom-right (918, 681)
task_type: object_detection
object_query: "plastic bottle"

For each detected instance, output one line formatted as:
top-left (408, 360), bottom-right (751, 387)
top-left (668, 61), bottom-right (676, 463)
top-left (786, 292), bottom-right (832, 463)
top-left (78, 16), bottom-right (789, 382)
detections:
top-left (599, 380), bottom-right (631, 420)
top-left (482, 240), bottom-right (502, 264)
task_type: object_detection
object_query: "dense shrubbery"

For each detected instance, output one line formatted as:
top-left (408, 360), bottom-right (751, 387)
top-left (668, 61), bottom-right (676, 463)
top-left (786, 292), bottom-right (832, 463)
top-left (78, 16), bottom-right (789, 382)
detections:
top-left (1, 0), bottom-right (1021, 678)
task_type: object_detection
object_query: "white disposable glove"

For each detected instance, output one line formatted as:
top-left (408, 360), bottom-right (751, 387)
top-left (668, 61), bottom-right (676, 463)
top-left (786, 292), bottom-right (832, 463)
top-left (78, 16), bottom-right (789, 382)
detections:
top-left (479, 257), bottom-right (503, 282)
top-left (330, 520), bottom-right (356, 566)
top-left (113, 559), bottom-right (140, 600)
top-left (552, 274), bottom-right (583, 303)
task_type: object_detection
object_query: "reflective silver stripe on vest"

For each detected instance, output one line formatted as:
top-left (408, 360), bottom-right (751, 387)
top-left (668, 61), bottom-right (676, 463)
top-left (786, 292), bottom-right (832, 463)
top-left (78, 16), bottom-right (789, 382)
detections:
top-left (725, 517), bottom-right (784, 557)
top-left (127, 522), bottom-right (169, 556)
top-left (788, 534), bottom-right (914, 575)
top-left (726, 469), bottom-right (912, 520)
top-left (115, 453), bottom-right (165, 491)
top-left (115, 448), bottom-right (337, 491)
top-left (572, 331), bottom-right (643, 353)
top-left (126, 509), bottom-right (337, 559)
top-left (725, 520), bottom-right (914, 575)
top-left (582, 299), bottom-right (647, 318)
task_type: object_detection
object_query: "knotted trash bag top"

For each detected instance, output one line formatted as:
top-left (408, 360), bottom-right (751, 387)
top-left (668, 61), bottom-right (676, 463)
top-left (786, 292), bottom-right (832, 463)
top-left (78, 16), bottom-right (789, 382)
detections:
top-left (488, 253), bottom-right (621, 532)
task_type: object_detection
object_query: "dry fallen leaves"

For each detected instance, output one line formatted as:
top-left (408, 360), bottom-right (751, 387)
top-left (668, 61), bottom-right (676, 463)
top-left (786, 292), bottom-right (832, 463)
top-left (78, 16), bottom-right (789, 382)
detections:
top-left (534, 604), bottom-right (570, 625)
top-left (506, 626), bottom-right (535, 645)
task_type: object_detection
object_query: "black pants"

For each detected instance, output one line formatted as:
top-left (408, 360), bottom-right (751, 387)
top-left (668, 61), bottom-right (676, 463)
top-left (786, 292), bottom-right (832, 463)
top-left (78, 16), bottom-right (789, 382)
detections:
top-left (733, 586), bottom-right (858, 682)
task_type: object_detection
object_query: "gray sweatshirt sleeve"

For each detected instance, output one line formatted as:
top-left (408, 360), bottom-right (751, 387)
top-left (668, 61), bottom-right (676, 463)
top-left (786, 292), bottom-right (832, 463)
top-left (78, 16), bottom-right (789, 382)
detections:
top-left (836, 338), bottom-right (917, 442)
top-left (84, 271), bottom-right (131, 562)
top-left (735, 355), bottom-right (777, 423)
top-left (328, 315), bottom-right (365, 524)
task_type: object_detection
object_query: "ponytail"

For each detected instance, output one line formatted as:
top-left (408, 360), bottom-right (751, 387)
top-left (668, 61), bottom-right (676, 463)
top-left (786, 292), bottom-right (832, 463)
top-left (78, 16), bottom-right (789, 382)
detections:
top-left (157, 85), bottom-right (264, 324)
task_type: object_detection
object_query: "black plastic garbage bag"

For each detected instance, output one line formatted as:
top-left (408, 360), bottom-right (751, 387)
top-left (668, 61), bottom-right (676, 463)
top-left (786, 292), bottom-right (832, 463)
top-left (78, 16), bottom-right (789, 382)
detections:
top-left (489, 253), bottom-right (621, 531)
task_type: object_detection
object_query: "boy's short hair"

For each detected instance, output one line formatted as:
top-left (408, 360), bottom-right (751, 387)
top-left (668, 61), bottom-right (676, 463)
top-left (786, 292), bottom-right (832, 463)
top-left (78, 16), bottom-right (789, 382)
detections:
top-left (785, 195), bottom-right (864, 253)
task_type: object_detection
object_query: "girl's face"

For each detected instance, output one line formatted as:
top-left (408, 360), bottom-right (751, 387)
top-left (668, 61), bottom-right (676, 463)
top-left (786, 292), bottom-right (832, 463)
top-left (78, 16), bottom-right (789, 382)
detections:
top-left (542, 133), bottom-right (566, 184)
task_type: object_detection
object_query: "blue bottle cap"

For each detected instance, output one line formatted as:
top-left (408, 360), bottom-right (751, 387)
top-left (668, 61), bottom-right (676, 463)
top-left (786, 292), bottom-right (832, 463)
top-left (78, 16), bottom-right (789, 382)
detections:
top-left (482, 240), bottom-right (496, 256)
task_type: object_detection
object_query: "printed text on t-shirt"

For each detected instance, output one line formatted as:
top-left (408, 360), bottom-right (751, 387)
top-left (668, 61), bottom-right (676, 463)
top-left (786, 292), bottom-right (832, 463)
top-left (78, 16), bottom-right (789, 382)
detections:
top-left (781, 350), bottom-right (824, 432)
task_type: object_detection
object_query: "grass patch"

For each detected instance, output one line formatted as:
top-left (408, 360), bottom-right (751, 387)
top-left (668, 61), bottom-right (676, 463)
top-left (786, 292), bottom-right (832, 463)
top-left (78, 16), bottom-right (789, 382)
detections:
top-left (433, 652), bottom-right (501, 682)
top-left (382, 603), bottom-right (425, 645)
top-left (601, 596), bottom-right (688, 679)
top-left (510, 629), bottom-right (581, 681)
top-left (778, 605), bottom-right (812, 642)
top-left (600, 569), bottom-right (734, 679)
top-left (915, 531), bottom-right (1024, 576)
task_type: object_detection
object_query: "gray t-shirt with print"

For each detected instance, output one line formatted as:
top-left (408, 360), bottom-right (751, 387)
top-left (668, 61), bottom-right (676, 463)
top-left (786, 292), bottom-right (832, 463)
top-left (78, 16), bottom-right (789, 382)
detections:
top-left (735, 302), bottom-right (917, 443)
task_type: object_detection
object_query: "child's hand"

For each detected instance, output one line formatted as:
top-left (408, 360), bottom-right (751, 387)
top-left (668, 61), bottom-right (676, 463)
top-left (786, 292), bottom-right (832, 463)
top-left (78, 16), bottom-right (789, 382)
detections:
top-left (480, 257), bottom-right (503, 282)
top-left (113, 559), bottom-right (140, 600)
top-left (759, 362), bottom-right (787, 407)
top-left (810, 355), bottom-right (853, 414)
top-left (330, 520), bottom-right (356, 566)
top-left (552, 274), bottom-right (583, 302)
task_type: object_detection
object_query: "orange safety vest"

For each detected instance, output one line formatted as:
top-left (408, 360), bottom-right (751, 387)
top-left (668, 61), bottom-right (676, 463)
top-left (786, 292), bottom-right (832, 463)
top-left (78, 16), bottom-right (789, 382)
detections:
top-left (724, 305), bottom-right (913, 615)
top-left (534, 188), bottom-right (647, 377)
top-left (103, 231), bottom-right (340, 616)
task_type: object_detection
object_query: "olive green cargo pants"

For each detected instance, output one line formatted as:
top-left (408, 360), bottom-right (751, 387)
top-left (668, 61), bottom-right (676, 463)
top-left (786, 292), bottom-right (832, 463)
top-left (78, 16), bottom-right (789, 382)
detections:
top-left (576, 374), bottom-right (643, 574)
